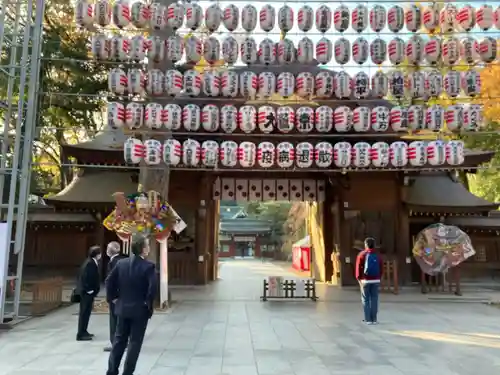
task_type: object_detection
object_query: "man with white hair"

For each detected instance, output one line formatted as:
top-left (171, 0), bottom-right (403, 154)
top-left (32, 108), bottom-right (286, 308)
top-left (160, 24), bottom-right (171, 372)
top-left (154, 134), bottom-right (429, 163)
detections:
top-left (104, 241), bottom-right (125, 352)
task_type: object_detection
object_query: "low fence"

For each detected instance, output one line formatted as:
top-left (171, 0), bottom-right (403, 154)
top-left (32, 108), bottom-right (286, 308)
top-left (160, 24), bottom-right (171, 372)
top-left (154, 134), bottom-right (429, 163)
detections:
top-left (261, 276), bottom-right (317, 301)
top-left (24, 277), bottom-right (63, 316)
top-left (380, 260), bottom-right (399, 294)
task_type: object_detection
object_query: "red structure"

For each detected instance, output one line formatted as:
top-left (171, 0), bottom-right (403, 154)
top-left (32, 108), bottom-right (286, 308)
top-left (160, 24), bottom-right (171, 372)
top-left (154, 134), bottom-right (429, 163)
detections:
top-left (292, 236), bottom-right (311, 272)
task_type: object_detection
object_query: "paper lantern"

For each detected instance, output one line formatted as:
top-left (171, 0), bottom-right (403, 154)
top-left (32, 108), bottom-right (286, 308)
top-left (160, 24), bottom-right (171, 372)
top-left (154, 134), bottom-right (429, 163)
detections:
top-left (446, 140), bottom-right (465, 166)
top-left (203, 71), bottom-right (220, 97)
top-left (222, 36), bottom-right (239, 65)
top-left (205, 4), bottom-right (222, 32)
top-left (440, 4), bottom-right (458, 33)
top-left (165, 35), bottom-right (183, 63)
top-left (296, 72), bottom-right (314, 98)
top-left (334, 142), bottom-right (352, 168)
top-left (220, 70), bottom-right (239, 98)
top-left (183, 70), bottom-right (202, 97)
top-left (296, 107), bottom-right (314, 133)
top-left (257, 106), bottom-right (275, 133)
top-left (201, 105), bottom-right (219, 132)
top-left (352, 107), bottom-right (371, 132)
top-left (390, 106), bottom-right (408, 132)
top-left (278, 5), bottom-right (294, 32)
top-left (220, 105), bottom-right (238, 133)
top-left (316, 37), bottom-right (333, 64)
top-left (185, 35), bottom-right (203, 63)
top-left (163, 139), bottom-right (182, 166)
top-left (456, 5), bottom-right (475, 31)
top-left (276, 142), bottom-right (295, 168)
top-left (314, 142), bottom-right (333, 168)
top-left (298, 5), bottom-right (314, 32)
top-left (424, 70), bottom-right (443, 98)
top-left (113, 0), bottom-right (131, 28)
top-left (442, 37), bottom-right (460, 65)
top-left (277, 39), bottom-right (295, 64)
top-left (203, 37), bottom-right (220, 65)
top-left (462, 69), bottom-right (481, 97)
top-left (125, 102), bottom-right (143, 129)
top-left (184, 3), bottom-right (202, 30)
top-left (107, 102), bottom-right (125, 128)
top-left (477, 5), bottom-right (494, 30)
top-left (260, 5), bottom-right (276, 32)
top-left (389, 142), bottom-right (408, 167)
top-left (94, 0), bottom-right (112, 27)
top-left (276, 106), bottom-right (295, 133)
top-left (75, 0), bottom-right (94, 28)
top-left (164, 69), bottom-right (183, 96)
top-left (479, 37), bottom-right (497, 63)
top-left (297, 37), bottom-right (314, 64)
top-left (388, 37), bottom-right (405, 65)
top-left (163, 104), bottom-right (182, 130)
top-left (257, 72), bottom-right (276, 98)
top-left (91, 34), bottom-right (110, 60)
top-left (316, 5), bottom-right (332, 33)
top-left (108, 68), bottom-right (127, 95)
top-left (182, 104), bottom-right (201, 131)
top-left (352, 72), bottom-right (369, 99)
top-left (144, 103), bottom-right (162, 129)
top-left (406, 4), bottom-right (422, 32)
top-left (241, 5), bottom-right (257, 32)
top-left (334, 5), bottom-right (350, 32)
top-left (371, 71), bottom-right (388, 98)
top-left (146, 69), bottom-right (163, 96)
top-left (444, 70), bottom-right (461, 98)
top-left (334, 37), bottom-right (350, 65)
top-left (146, 36), bottom-right (165, 63)
top-left (334, 106), bottom-right (352, 132)
top-left (370, 5), bottom-right (386, 32)
top-left (352, 4), bottom-right (368, 33)
top-left (201, 141), bottom-right (219, 167)
top-left (423, 5), bottom-right (439, 32)
top-left (352, 142), bottom-right (371, 168)
top-left (334, 71), bottom-right (352, 99)
top-left (425, 105), bottom-right (444, 131)
top-left (277, 72), bottom-right (295, 98)
top-left (240, 71), bottom-right (258, 97)
top-left (408, 141), bottom-right (427, 167)
top-left (220, 141), bottom-right (238, 167)
top-left (239, 105), bottom-right (257, 133)
top-left (424, 37), bottom-right (442, 65)
top-left (144, 140), bottom-right (162, 166)
top-left (387, 5), bottom-right (405, 32)
top-left (352, 37), bottom-right (369, 65)
top-left (295, 142), bottom-right (314, 168)
top-left (316, 106), bottom-right (334, 133)
top-left (427, 141), bottom-right (446, 166)
top-left (257, 142), bottom-right (275, 168)
top-left (407, 105), bottom-right (425, 130)
top-left (460, 37), bottom-right (479, 64)
top-left (127, 69), bottom-right (145, 96)
top-left (110, 35), bottom-right (129, 61)
top-left (149, 3), bottom-right (166, 30)
top-left (370, 38), bottom-right (387, 65)
top-left (389, 70), bottom-right (405, 99)
top-left (129, 35), bottom-right (146, 61)
top-left (124, 138), bottom-right (144, 164)
top-left (258, 38), bottom-right (276, 66)
top-left (371, 106), bottom-right (390, 132)
top-left (405, 71), bottom-right (425, 99)
top-left (463, 104), bottom-right (483, 131)
top-left (240, 37), bottom-right (257, 65)
top-left (405, 35), bottom-right (424, 65)
top-left (166, 3), bottom-right (184, 30)
top-left (370, 142), bottom-right (390, 168)
top-left (495, 6), bottom-right (500, 29)
top-left (238, 142), bottom-right (257, 167)
top-left (130, 1), bottom-right (149, 29)
top-left (445, 104), bottom-right (463, 132)
top-left (315, 71), bottom-right (334, 98)
top-left (182, 139), bottom-right (201, 166)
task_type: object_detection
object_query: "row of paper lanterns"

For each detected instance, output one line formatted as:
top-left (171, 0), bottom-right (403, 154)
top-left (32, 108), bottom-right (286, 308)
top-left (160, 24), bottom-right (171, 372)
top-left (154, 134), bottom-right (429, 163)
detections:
top-left (93, 33), bottom-right (497, 66)
top-left (124, 138), bottom-right (465, 169)
top-left (109, 102), bottom-right (483, 133)
top-left (77, 1), bottom-right (500, 33)
top-left (109, 68), bottom-right (482, 100)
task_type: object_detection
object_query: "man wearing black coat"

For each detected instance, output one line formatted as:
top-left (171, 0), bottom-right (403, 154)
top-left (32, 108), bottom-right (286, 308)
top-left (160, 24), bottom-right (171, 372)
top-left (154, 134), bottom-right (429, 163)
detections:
top-left (106, 236), bottom-right (157, 375)
top-left (76, 245), bottom-right (101, 341)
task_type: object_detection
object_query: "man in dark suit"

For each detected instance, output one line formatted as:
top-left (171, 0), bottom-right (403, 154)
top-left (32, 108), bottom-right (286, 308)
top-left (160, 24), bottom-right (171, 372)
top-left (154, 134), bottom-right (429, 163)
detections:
top-left (76, 245), bottom-right (101, 341)
top-left (106, 235), bottom-right (157, 375)
top-left (104, 241), bottom-right (126, 352)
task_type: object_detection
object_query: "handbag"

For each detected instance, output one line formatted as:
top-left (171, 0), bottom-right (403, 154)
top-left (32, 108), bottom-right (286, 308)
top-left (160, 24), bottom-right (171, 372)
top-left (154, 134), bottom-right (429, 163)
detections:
top-left (70, 288), bottom-right (81, 303)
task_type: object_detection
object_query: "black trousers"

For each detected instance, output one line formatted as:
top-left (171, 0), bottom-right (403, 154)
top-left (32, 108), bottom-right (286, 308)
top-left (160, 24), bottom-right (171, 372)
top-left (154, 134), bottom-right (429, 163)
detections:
top-left (109, 303), bottom-right (118, 344)
top-left (77, 294), bottom-right (94, 337)
top-left (107, 316), bottom-right (149, 375)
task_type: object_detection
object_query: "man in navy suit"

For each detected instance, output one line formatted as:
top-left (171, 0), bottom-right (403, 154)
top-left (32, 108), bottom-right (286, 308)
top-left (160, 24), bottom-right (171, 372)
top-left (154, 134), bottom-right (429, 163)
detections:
top-left (106, 235), bottom-right (157, 375)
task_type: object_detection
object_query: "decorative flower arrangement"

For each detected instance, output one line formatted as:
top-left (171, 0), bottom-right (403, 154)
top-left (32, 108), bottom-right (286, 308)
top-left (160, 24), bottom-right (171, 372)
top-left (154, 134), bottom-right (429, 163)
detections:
top-left (103, 190), bottom-right (177, 241)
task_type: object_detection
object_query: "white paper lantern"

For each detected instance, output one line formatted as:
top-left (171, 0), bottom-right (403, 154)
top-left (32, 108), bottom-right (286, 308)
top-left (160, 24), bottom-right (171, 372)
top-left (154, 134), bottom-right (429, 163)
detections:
top-left (388, 5), bottom-right (405, 32)
top-left (315, 106), bottom-right (333, 133)
top-left (389, 71), bottom-right (405, 99)
top-left (370, 38), bottom-right (387, 65)
top-left (408, 141), bottom-right (427, 167)
top-left (460, 37), bottom-right (479, 64)
top-left (425, 105), bottom-right (444, 131)
top-left (165, 35), bottom-right (184, 63)
top-left (113, 0), bottom-right (131, 28)
top-left (298, 5), bottom-right (314, 32)
top-left (205, 4), bottom-right (222, 32)
top-left (91, 34), bottom-right (110, 60)
top-left (107, 102), bottom-right (125, 128)
top-left (149, 3), bottom-right (166, 30)
top-left (130, 1), bottom-right (149, 29)
top-left (389, 142), bottom-right (408, 167)
top-left (316, 37), bottom-right (333, 65)
top-left (405, 4), bottom-right (422, 32)
top-left (237, 105), bottom-right (256, 133)
top-left (276, 106), bottom-right (295, 133)
top-left (444, 70), bottom-right (461, 98)
top-left (108, 68), bottom-right (127, 95)
top-left (334, 142), bottom-right (352, 168)
top-left (144, 103), bottom-right (162, 129)
top-left (220, 141), bottom-right (238, 167)
top-left (424, 70), bottom-right (443, 97)
top-left (94, 0), bottom-right (112, 27)
top-left (146, 69), bottom-right (163, 96)
top-left (371, 106), bottom-right (390, 132)
top-left (479, 37), bottom-right (497, 63)
top-left (163, 104), bottom-right (182, 130)
top-left (185, 35), bottom-right (202, 63)
top-left (424, 37), bottom-right (441, 65)
top-left (166, 3), bottom-right (183, 29)
top-left (256, 72), bottom-right (275, 98)
top-left (334, 71), bottom-right (352, 99)
top-left (277, 39), bottom-right (295, 64)
top-left (370, 142), bottom-right (390, 167)
top-left (371, 71), bottom-right (389, 98)
top-left (240, 71), bottom-right (258, 97)
top-left (184, 3), bottom-right (202, 30)
top-left (407, 105), bottom-right (425, 130)
top-left (164, 69), bottom-right (183, 96)
top-left (125, 102), bottom-right (143, 129)
top-left (353, 72), bottom-right (370, 99)
top-left (477, 5), bottom-right (494, 30)
top-left (124, 138), bottom-right (144, 164)
top-left (297, 37), bottom-right (314, 64)
top-left (258, 38), bottom-right (276, 65)
top-left (334, 5), bottom-right (350, 32)
top-left (276, 142), bottom-right (295, 168)
top-left (316, 5), bottom-right (332, 33)
top-left (220, 70), bottom-right (239, 98)
top-left (370, 5), bottom-right (386, 32)
top-left (296, 72), bottom-right (314, 98)
top-left (75, 0), bottom-right (94, 28)
top-left (146, 36), bottom-right (165, 63)
top-left (462, 69), bottom-right (481, 97)
top-left (238, 142), bottom-right (257, 167)
top-left (463, 104), bottom-right (483, 131)
top-left (144, 140), bottom-right (162, 166)
top-left (201, 140), bottom-right (219, 167)
top-left (352, 142), bottom-right (371, 168)
top-left (388, 37), bottom-right (405, 65)
top-left (203, 71), bottom-right (220, 97)
top-left (277, 72), bottom-right (295, 98)
top-left (278, 5), bottom-right (294, 32)
top-left (334, 37), bottom-right (350, 65)
top-left (495, 6), bottom-right (500, 29)
top-left (405, 35), bottom-right (424, 65)
top-left (334, 106), bottom-right (352, 132)
top-left (110, 35), bottom-right (129, 61)
top-left (314, 142), bottom-right (333, 168)
top-left (423, 5), bottom-right (439, 32)
top-left (163, 139), bottom-right (182, 166)
top-left (240, 37), bottom-right (258, 65)
top-left (427, 141), bottom-right (446, 166)
top-left (220, 105), bottom-right (238, 133)
top-left (260, 5), bottom-right (276, 32)
top-left (295, 142), bottom-right (315, 168)
top-left (257, 106), bottom-right (275, 133)
top-left (182, 104), bottom-right (201, 131)
top-left (201, 105), bottom-right (220, 132)
top-left (296, 107), bottom-right (314, 133)
top-left (241, 5), bottom-right (258, 32)
top-left (446, 140), bottom-right (465, 166)
top-left (352, 37), bottom-right (369, 65)
top-left (390, 106), bottom-right (408, 132)
top-left (182, 139), bottom-right (201, 166)
top-left (445, 104), bottom-right (463, 131)
top-left (222, 36), bottom-right (239, 65)
top-left (352, 4), bottom-right (368, 33)
top-left (353, 107), bottom-right (371, 132)
top-left (315, 71), bottom-right (334, 98)
top-left (406, 71), bottom-right (425, 99)
top-left (203, 37), bottom-right (220, 65)
top-left (257, 142), bottom-right (275, 168)
top-left (183, 70), bottom-right (202, 97)
top-left (440, 4), bottom-right (458, 33)
top-left (442, 37), bottom-right (460, 65)
top-left (129, 35), bottom-right (146, 61)
top-left (127, 69), bottom-right (144, 95)
top-left (456, 5), bottom-right (475, 31)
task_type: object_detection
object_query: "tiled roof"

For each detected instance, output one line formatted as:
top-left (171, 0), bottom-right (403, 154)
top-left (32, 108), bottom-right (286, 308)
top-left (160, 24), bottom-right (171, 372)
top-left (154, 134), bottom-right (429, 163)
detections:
top-left (219, 218), bottom-right (272, 234)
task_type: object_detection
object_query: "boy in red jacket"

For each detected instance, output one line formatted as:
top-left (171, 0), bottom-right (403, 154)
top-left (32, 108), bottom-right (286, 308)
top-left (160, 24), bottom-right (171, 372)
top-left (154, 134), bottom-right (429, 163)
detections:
top-left (355, 237), bottom-right (383, 325)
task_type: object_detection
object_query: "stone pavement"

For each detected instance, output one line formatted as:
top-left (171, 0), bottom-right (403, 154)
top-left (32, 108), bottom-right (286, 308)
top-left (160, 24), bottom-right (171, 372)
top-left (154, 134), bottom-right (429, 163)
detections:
top-left (1, 259), bottom-right (500, 375)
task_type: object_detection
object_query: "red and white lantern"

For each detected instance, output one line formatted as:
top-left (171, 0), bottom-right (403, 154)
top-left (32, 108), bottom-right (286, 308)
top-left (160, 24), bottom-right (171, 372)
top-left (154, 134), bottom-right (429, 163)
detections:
top-left (184, 3), bottom-right (202, 30)
top-left (463, 104), bottom-right (483, 131)
top-left (388, 5), bottom-right (405, 32)
top-left (405, 71), bottom-right (425, 99)
top-left (370, 142), bottom-right (390, 167)
top-left (201, 141), bottom-right (219, 167)
top-left (296, 107), bottom-right (314, 133)
top-left (277, 72), bottom-right (295, 98)
top-left (108, 68), bottom-right (127, 95)
top-left (370, 38), bottom-right (387, 65)
top-left (277, 39), bottom-right (295, 64)
top-left (201, 105), bottom-right (219, 132)
top-left (144, 103), bottom-right (162, 129)
top-left (258, 72), bottom-right (276, 98)
top-left (407, 105), bottom-right (425, 130)
top-left (94, 0), bottom-right (112, 27)
top-left (220, 70), bottom-right (239, 98)
top-left (424, 70), bottom-right (443, 98)
top-left (295, 142), bottom-right (315, 168)
top-left (163, 104), bottom-right (182, 131)
top-left (479, 37), bottom-right (497, 63)
top-left (220, 141), bottom-right (238, 167)
top-left (388, 37), bottom-right (405, 65)
top-left (241, 4), bottom-right (258, 32)
top-left (257, 142), bottom-right (275, 168)
top-left (146, 69), bottom-right (163, 96)
top-left (258, 38), bottom-right (276, 65)
top-left (107, 102), bottom-right (125, 128)
top-left (334, 106), bottom-right (352, 132)
top-left (276, 106), bottom-right (295, 133)
top-left (353, 72), bottom-right (370, 99)
top-left (144, 140), bottom-right (162, 166)
top-left (334, 5), bottom-right (350, 32)
top-left (389, 71), bottom-right (405, 99)
top-left (495, 6), bottom-right (500, 29)
top-left (203, 71), bottom-right (220, 97)
top-left (113, 1), bottom-right (131, 28)
top-left (91, 34), bottom-right (110, 60)
top-left (298, 5), bottom-right (314, 32)
top-left (124, 138), bottom-right (144, 164)
top-left (427, 141), bottom-right (447, 166)
top-left (258, 106), bottom-right (275, 133)
top-left (238, 142), bottom-right (257, 168)
top-left (406, 4), bottom-right (422, 32)
top-left (424, 37), bottom-right (441, 65)
top-left (220, 105), bottom-right (238, 133)
top-left (446, 140), bottom-right (465, 165)
top-left (316, 37), bottom-right (333, 64)
top-left (315, 142), bottom-right (333, 168)
top-left (334, 71), bottom-right (352, 99)
top-left (370, 5), bottom-right (386, 32)
top-left (442, 37), bottom-right (461, 65)
top-left (166, 3), bottom-right (183, 30)
top-left (296, 72), bottom-right (314, 98)
top-left (352, 37), bottom-right (369, 65)
top-left (205, 4), bottom-right (222, 32)
top-left (353, 107), bottom-right (371, 132)
top-left (423, 4), bottom-right (439, 32)
top-left (182, 104), bottom-right (201, 131)
top-left (163, 139), bottom-right (182, 166)
top-left (164, 69), bottom-right (183, 96)
top-left (352, 4), bottom-right (368, 33)
top-left (334, 142), bottom-right (352, 168)
top-left (185, 35), bottom-right (203, 63)
top-left (372, 71), bottom-right (389, 98)
top-left (390, 106), bottom-right (408, 132)
top-left (461, 37), bottom-right (480, 64)
top-left (297, 37), bottom-right (314, 65)
top-left (126, 69), bottom-right (144, 95)
top-left (239, 71), bottom-right (258, 98)
top-left (129, 35), bottom-right (146, 61)
top-left (110, 35), bottom-right (129, 61)
top-left (389, 142), bottom-right (408, 167)
top-left (182, 139), bottom-right (201, 166)
top-left (165, 35), bottom-right (183, 63)
top-left (406, 35), bottom-right (424, 65)
top-left (352, 142), bottom-right (371, 168)
top-left (183, 70), bottom-right (202, 97)
top-left (203, 37), bottom-right (220, 65)
top-left (444, 71), bottom-right (461, 98)
top-left (425, 104), bottom-right (444, 131)
top-left (462, 69), bottom-right (481, 97)
top-left (316, 5), bottom-right (332, 33)
top-left (440, 4), bottom-right (458, 33)
top-left (149, 3), bottom-right (166, 30)
top-left (125, 102), bottom-right (143, 129)
top-left (315, 106), bottom-right (334, 133)
top-left (445, 104), bottom-right (463, 132)
top-left (408, 141), bottom-right (427, 167)
top-left (146, 36), bottom-right (165, 63)
top-left (75, 0), bottom-right (94, 28)
top-left (222, 36), bottom-right (239, 65)
top-left (278, 5), bottom-right (294, 32)
top-left (276, 142), bottom-right (295, 168)
top-left (456, 5), bottom-right (475, 31)
top-left (477, 5), bottom-right (494, 30)
top-left (260, 5), bottom-right (276, 32)
top-left (240, 37), bottom-right (258, 65)
top-left (315, 71), bottom-right (335, 98)
top-left (371, 106), bottom-right (390, 132)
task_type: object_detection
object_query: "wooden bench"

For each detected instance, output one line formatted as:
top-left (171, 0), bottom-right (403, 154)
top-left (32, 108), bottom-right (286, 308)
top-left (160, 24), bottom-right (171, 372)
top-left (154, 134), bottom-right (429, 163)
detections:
top-left (25, 278), bottom-right (63, 316)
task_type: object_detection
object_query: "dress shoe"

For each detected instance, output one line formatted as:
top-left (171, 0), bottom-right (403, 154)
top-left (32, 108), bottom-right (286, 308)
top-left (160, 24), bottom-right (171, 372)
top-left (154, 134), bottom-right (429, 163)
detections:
top-left (103, 346), bottom-right (112, 352)
top-left (84, 332), bottom-right (95, 338)
top-left (76, 334), bottom-right (93, 341)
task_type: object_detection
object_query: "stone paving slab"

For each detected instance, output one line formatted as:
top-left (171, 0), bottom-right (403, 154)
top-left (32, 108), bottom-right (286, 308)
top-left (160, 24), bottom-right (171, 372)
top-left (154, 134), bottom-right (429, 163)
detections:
top-left (1, 260), bottom-right (500, 375)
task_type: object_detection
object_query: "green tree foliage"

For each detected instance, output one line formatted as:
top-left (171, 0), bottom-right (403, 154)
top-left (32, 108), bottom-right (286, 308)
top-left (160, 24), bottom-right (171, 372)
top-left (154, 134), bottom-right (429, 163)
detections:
top-left (244, 201), bottom-right (292, 244)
